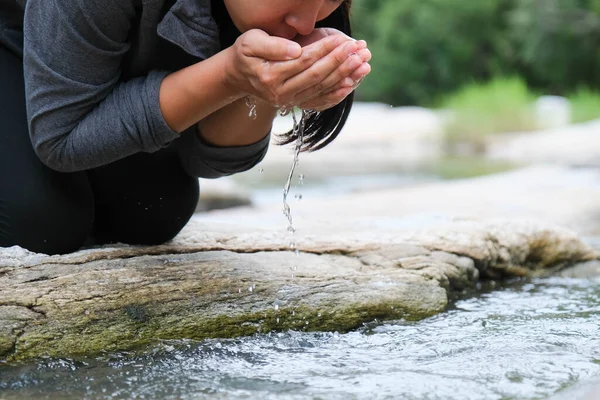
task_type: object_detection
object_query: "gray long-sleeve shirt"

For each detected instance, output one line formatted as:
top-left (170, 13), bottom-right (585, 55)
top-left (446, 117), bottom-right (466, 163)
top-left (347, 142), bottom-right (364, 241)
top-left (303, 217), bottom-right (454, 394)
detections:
top-left (0, 0), bottom-right (269, 178)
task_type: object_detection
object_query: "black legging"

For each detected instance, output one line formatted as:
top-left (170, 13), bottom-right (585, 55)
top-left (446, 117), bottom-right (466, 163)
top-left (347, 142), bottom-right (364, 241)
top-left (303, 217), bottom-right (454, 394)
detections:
top-left (0, 45), bottom-right (199, 255)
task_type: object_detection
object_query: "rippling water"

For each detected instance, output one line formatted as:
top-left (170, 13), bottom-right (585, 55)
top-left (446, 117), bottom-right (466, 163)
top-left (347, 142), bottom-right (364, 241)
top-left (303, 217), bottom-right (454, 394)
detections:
top-left (1, 277), bottom-right (598, 400)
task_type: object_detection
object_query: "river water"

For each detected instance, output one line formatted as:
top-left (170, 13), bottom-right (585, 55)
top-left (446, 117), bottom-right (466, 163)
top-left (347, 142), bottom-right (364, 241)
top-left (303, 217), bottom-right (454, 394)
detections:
top-left (2, 161), bottom-right (599, 399)
top-left (0, 276), bottom-right (598, 399)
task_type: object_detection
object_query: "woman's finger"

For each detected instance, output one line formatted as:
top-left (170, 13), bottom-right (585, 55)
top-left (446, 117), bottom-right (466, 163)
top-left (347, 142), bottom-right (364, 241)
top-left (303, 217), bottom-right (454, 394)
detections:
top-left (291, 55), bottom-right (363, 103)
top-left (268, 34), bottom-right (352, 79)
top-left (279, 40), bottom-right (359, 99)
top-left (298, 61), bottom-right (370, 109)
top-left (349, 62), bottom-right (371, 84)
top-left (289, 47), bottom-right (371, 105)
top-left (240, 29), bottom-right (302, 61)
top-left (311, 48), bottom-right (370, 93)
top-left (357, 47), bottom-right (372, 63)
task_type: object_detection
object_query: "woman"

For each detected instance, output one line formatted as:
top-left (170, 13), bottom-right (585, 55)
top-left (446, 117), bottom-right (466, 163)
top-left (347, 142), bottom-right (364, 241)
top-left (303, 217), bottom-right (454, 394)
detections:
top-left (0, 0), bottom-right (371, 255)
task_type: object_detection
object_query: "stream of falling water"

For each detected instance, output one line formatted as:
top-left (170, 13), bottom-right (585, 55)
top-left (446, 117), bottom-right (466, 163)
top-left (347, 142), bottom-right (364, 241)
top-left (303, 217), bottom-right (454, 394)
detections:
top-left (245, 98), bottom-right (313, 252)
top-left (281, 109), bottom-right (315, 272)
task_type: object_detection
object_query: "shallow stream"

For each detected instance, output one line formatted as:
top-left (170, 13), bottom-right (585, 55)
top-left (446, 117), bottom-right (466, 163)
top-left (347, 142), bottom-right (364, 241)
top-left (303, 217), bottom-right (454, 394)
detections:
top-left (1, 276), bottom-right (598, 399)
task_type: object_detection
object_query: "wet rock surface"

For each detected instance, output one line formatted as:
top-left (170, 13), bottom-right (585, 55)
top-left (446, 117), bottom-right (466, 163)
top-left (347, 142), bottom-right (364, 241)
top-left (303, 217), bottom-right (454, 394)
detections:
top-left (1, 166), bottom-right (599, 362)
top-left (0, 217), bottom-right (595, 362)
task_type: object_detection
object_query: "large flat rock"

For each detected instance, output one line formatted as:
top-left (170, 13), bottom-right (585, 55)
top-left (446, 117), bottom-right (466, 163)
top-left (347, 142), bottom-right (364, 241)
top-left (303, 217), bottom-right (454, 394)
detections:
top-left (1, 166), bottom-right (598, 362)
top-left (0, 218), bottom-right (595, 363)
top-left (487, 118), bottom-right (600, 167)
top-left (204, 165), bottom-right (600, 237)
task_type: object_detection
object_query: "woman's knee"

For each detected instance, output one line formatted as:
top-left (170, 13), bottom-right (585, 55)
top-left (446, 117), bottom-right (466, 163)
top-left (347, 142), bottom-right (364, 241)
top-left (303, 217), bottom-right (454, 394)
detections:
top-left (0, 175), bottom-right (94, 255)
top-left (93, 175), bottom-right (199, 246)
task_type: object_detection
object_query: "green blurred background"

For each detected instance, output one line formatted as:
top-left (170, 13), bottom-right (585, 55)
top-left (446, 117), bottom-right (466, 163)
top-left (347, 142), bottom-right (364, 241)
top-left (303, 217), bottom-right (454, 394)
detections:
top-left (351, 0), bottom-right (600, 107)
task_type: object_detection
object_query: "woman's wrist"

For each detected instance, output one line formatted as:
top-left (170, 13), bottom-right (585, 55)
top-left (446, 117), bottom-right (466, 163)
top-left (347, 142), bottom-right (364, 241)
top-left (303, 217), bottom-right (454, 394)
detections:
top-left (220, 46), bottom-right (246, 98)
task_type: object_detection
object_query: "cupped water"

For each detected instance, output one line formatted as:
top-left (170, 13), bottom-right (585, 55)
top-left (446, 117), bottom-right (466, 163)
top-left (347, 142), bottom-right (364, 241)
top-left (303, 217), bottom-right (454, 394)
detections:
top-left (1, 276), bottom-right (598, 399)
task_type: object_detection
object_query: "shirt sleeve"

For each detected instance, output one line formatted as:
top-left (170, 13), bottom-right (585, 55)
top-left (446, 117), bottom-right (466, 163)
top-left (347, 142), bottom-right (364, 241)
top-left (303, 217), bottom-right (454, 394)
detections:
top-left (22, 0), bottom-right (180, 173)
top-left (174, 127), bottom-right (270, 179)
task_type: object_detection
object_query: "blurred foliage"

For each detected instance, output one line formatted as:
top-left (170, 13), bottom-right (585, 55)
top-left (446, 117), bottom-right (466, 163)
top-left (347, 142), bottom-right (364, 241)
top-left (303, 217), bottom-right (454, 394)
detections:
top-left (422, 156), bottom-right (519, 179)
top-left (438, 77), bottom-right (538, 151)
top-left (351, 0), bottom-right (600, 106)
top-left (568, 87), bottom-right (600, 123)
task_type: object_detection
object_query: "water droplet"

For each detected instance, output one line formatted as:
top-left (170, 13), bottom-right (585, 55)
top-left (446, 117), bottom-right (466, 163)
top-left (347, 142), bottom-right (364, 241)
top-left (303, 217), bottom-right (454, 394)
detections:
top-left (245, 96), bottom-right (258, 119)
top-left (259, 168), bottom-right (264, 174)
top-left (248, 286), bottom-right (253, 292)
top-left (294, 249), bottom-right (300, 257)
top-left (84, 310), bottom-right (90, 315)
top-left (238, 288), bottom-right (242, 294)
top-left (291, 274), bottom-right (294, 279)
top-left (305, 321), bottom-right (309, 325)
top-left (292, 311), bottom-right (295, 316)
top-left (294, 193), bottom-right (303, 200)
top-left (274, 304), bottom-right (279, 311)
top-left (290, 265), bottom-right (297, 271)
top-left (318, 313), bottom-right (322, 317)
top-left (289, 242), bottom-right (296, 249)
top-left (277, 318), bottom-right (280, 323)
top-left (287, 226), bottom-right (296, 234)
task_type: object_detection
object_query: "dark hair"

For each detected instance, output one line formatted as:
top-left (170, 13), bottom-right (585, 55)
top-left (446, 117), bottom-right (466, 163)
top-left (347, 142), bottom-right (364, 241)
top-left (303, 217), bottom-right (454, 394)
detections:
top-left (278, 1), bottom-right (354, 152)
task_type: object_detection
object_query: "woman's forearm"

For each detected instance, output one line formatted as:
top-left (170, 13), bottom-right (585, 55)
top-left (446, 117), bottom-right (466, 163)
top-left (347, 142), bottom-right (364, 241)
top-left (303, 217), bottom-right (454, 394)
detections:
top-left (158, 47), bottom-right (241, 134)
top-left (159, 47), bottom-right (277, 147)
top-left (196, 98), bottom-right (277, 147)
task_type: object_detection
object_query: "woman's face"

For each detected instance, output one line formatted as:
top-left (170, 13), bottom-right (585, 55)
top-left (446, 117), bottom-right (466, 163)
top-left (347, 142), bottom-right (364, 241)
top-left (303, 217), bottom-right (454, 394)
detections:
top-left (222, 0), bottom-right (345, 40)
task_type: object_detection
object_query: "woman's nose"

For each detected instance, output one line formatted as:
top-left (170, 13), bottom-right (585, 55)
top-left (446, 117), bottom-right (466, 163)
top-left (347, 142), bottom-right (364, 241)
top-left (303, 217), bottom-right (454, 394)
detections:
top-left (285, 6), bottom-right (320, 36)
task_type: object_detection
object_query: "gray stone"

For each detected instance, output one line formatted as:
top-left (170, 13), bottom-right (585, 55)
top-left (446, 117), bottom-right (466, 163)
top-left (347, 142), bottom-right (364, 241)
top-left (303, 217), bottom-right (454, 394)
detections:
top-left (0, 217), bottom-right (595, 362)
top-left (488, 118), bottom-right (600, 167)
top-left (196, 177), bottom-right (252, 212)
top-left (1, 166), bottom-right (598, 362)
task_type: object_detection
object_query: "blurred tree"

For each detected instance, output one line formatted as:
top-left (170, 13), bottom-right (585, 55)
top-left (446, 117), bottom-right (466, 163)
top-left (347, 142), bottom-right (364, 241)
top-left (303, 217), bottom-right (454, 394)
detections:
top-left (508, 0), bottom-right (600, 94)
top-left (351, 0), bottom-right (600, 106)
top-left (351, 0), bottom-right (515, 105)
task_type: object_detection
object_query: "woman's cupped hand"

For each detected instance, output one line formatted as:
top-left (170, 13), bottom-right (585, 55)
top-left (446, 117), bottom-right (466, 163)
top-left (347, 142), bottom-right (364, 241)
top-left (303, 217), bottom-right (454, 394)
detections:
top-left (225, 28), bottom-right (371, 112)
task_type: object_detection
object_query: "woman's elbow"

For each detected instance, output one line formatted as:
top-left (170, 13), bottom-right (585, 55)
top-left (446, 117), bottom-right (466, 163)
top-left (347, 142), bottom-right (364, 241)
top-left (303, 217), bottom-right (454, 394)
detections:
top-left (32, 139), bottom-right (80, 173)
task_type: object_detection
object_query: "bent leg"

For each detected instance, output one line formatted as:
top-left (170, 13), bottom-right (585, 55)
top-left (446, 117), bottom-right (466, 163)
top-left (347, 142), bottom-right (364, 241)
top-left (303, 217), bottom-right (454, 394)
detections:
top-left (0, 45), bottom-right (94, 255)
top-left (88, 149), bottom-right (199, 246)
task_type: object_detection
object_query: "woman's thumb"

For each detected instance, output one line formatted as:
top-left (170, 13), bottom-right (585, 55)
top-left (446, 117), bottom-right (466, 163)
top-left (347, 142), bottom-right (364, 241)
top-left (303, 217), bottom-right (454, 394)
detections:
top-left (243, 30), bottom-right (302, 61)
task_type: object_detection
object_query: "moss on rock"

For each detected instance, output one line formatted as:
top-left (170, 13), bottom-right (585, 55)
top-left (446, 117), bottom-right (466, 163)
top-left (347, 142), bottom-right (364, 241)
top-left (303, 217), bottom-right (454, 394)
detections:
top-left (8, 297), bottom-right (444, 363)
top-left (0, 334), bottom-right (15, 358)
